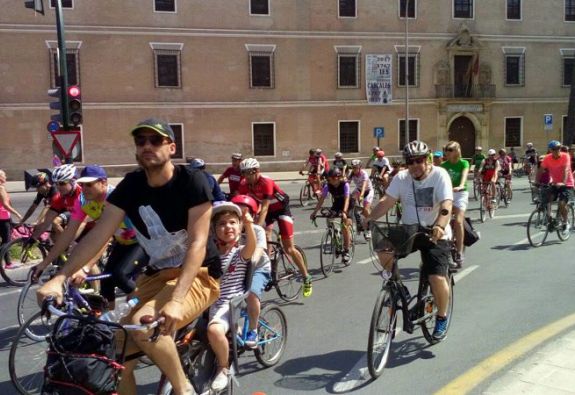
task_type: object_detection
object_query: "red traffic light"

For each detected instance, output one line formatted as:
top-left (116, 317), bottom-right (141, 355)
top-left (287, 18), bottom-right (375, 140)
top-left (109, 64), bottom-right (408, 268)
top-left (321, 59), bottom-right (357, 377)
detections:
top-left (68, 86), bottom-right (81, 98)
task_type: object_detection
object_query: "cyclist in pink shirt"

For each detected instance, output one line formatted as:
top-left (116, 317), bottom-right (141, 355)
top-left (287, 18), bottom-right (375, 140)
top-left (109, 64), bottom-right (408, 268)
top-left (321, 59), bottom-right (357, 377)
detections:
top-left (541, 140), bottom-right (574, 231)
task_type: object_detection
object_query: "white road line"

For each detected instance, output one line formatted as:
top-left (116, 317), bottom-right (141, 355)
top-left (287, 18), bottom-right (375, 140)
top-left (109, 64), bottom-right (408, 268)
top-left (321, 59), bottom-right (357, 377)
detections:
top-left (492, 213), bottom-right (530, 220)
top-left (0, 323), bottom-right (20, 332)
top-left (293, 229), bottom-right (324, 236)
top-left (0, 288), bottom-right (22, 297)
top-left (356, 257), bottom-right (373, 265)
top-left (332, 354), bottom-right (370, 392)
top-left (513, 236), bottom-right (531, 246)
top-left (453, 265), bottom-right (479, 283)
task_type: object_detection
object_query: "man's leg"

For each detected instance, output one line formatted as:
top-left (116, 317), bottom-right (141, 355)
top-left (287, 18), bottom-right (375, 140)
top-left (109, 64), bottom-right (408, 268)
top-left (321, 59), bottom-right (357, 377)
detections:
top-left (428, 275), bottom-right (450, 317)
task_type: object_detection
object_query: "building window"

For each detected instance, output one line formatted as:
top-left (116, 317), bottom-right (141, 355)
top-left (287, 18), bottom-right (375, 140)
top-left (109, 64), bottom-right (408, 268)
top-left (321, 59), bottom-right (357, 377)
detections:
top-left (563, 57), bottom-right (574, 86)
top-left (566, 0), bottom-right (575, 21)
top-left (50, 49), bottom-right (80, 88)
top-left (399, 0), bottom-right (416, 18)
top-left (398, 119), bottom-right (419, 150)
top-left (339, 0), bottom-right (356, 18)
top-left (398, 54), bottom-right (419, 87)
top-left (335, 46), bottom-right (361, 89)
top-left (50, 0), bottom-right (73, 8)
top-left (506, 0), bottom-right (521, 20)
top-left (252, 123), bottom-right (275, 156)
top-left (154, 0), bottom-right (176, 12)
top-left (154, 50), bottom-right (181, 88)
top-left (562, 115), bottom-right (569, 141)
top-left (339, 121), bottom-right (360, 153)
top-left (505, 55), bottom-right (523, 85)
top-left (169, 123), bottom-right (184, 160)
top-left (250, 0), bottom-right (269, 15)
top-left (246, 44), bottom-right (276, 89)
top-left (505, 117), bottom-right (522, 147)
top-left (453, 0), bottom-right (473, 18)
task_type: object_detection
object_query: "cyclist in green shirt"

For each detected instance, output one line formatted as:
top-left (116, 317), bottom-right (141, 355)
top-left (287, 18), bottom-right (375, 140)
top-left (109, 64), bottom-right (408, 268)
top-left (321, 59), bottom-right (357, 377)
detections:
top-left (441, 141), bottom-right (470, 267)
top-left (472, 146), bottom-right (485, 181)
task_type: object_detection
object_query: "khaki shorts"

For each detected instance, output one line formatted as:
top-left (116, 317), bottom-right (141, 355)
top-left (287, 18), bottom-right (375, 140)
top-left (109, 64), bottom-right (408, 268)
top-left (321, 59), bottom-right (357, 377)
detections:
top-left (129, 267), bottom-right (220, 330)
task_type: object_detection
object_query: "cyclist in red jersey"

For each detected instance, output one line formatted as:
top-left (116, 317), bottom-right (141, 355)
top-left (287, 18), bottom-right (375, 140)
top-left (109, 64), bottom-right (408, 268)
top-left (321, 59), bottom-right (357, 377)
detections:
top-left (31, 164), bottom-right (84, 244)
top-left (217, 152), bottom-right (243, 198)
top-left (300, 148), bottom-right (322, 197)
top-left (239, 158), bottom-right (313, 297)
top-left (479, 149), bottom-right (501, 204)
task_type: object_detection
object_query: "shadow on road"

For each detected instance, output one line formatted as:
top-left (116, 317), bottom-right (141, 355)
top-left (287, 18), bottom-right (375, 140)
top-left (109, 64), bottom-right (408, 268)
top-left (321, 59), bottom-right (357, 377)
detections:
top-left (501, 221), bottom-right (527, 227)
top-left (386, 335), bottom-right (435, 369)
top-left (0, 326), bottom-right (20, 352)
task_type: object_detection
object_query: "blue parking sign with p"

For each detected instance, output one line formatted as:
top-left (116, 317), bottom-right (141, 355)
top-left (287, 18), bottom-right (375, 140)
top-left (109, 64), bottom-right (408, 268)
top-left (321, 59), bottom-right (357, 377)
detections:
top-left (544, 114), bottom-right (553, 130)
top-left (374, 127), bottom-right (384, 138)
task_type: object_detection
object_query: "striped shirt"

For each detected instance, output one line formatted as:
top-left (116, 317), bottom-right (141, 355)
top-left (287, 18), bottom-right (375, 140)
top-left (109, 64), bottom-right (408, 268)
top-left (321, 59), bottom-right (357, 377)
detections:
top-left (213, 245), bottom-right (249, 309)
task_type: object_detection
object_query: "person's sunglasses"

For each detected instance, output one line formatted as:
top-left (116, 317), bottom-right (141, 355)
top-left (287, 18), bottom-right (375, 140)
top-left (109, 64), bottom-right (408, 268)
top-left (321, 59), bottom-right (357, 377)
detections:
top-left (241, 169), bottom-right (257, 175)
top-left (406, 157), bottom-right (427, 165)
top-left (445, 148), bottom-right (455, 152)
top-left (134, 134), bottom-right (168, 147)
top-left (79, 181), bottom-right (99, 188)
top-left (56, 181), bottom-right (70, 186)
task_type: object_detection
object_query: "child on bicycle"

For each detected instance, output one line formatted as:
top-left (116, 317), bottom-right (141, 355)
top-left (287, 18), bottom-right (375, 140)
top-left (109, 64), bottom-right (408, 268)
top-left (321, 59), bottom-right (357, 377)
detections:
top-left (230, 194), bottom-right (271, 350)
top-left (207, 202), bottom-right (256, 392)
top-left (309, 168), bottom-right (353, 263)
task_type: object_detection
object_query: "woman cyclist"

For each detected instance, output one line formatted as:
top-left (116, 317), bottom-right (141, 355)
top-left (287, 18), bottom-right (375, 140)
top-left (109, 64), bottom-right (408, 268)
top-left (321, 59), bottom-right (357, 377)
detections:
top-left (350, 159), bottom-right (374, 240)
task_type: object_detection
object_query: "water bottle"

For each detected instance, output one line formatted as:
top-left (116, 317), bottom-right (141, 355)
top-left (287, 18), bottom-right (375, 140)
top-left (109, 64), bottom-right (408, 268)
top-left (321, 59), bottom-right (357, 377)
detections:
top-left (100, 297), bottom-right (140, 322)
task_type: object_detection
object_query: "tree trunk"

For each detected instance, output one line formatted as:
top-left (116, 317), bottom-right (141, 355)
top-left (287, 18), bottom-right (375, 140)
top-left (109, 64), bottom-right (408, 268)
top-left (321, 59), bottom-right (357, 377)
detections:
top-left (564, 80), bottom-right (575, 146)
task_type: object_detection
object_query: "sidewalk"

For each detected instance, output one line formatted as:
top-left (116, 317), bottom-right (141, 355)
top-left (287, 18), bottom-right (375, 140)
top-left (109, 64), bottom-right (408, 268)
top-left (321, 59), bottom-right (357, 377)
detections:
top-left (4, 171), bottom-right (304, 193)
top-left (483, 328), bottom-right (575, 394)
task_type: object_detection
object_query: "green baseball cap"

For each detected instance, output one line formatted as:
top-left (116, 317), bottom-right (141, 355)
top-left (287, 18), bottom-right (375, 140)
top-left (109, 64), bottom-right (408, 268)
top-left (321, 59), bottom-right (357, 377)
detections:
top-left (130, 118), bottom-right (175, 141)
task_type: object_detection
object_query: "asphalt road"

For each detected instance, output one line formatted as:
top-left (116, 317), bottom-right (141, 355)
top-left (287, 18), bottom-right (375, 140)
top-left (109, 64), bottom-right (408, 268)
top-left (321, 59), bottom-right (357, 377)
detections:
top-left (1, 176), bottom-right (574, 394)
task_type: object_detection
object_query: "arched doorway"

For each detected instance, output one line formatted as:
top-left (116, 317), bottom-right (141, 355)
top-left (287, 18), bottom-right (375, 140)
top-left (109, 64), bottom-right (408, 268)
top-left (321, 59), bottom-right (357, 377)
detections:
top-left (448, 116), bottom-right (476, 159)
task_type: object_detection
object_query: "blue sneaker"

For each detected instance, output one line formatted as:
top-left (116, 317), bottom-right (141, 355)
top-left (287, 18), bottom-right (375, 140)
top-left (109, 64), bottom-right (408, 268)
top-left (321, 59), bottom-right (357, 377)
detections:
top-left (245, 330), bottom-right (258, 349)
top-left (432, 316), bottom-right (448, 341)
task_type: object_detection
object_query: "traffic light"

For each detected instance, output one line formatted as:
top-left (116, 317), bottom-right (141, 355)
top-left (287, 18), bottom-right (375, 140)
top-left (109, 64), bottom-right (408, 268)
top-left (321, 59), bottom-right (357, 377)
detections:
top-left (67, 85), bottom-right (82, 127)
top-left (48, 87), bottom-right (63, 125)
top-left (24, 0), bottom-right (44, 15)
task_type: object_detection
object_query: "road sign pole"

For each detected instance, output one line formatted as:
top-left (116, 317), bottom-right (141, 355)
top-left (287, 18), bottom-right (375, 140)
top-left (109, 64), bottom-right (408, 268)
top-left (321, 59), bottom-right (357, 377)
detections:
top-left (55, 0), bottom-right (69, 134)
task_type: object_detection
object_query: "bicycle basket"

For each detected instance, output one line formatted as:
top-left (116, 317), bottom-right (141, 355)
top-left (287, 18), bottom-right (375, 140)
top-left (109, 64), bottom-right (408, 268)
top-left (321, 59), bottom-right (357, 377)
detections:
top-left (42, 315), bottom-right (127, 395)
top-left (370, 223), bottom-right (419, 258)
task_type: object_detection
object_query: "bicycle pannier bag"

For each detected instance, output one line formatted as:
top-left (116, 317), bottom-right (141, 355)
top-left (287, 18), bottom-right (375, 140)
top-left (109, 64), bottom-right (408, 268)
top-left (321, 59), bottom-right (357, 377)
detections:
top-left (42, 315), bottom-right (125, 395)
top-left (463, 217), bottom-right (480, 247)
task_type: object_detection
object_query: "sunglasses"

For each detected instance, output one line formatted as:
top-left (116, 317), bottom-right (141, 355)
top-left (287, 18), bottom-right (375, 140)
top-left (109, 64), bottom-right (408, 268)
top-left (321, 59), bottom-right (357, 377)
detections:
top-left (241, 170), bottom-right (257, 175)
top-left (56, 181), bottom-right (70, 186)
top-left (406, 157), bottom-right (427, 165)
top-left (445, 148), bottom-right (456, 152)
top-left (134, 134), bottom-right (169, 147)
top-left (79, 181), bottom-right (99, 188)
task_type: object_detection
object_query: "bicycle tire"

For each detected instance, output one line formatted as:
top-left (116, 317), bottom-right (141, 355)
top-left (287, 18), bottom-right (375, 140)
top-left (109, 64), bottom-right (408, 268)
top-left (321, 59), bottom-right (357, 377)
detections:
top-left (299, 182), bottom-right (312, 207)
top-left (9, 311), bottom-right (55, 394)
top-left (186, 341), bottom-right (217, 395)
top-left (273, 245), bottom-right (304, 302)
top-left (343, 225), bottom-right (356, 266)
top-left (479, 192), bottom-right (485, 223)
top-left (367, 285), bottom-right (397, 379)
top-left (420, 273), bottom-right (454, 345)
top-left (1, 238), bottom-right (47, 287)
top-left (500, 183), bottom-right (508, 208)
top-left (255, 305), bottom-right (288, 367)
top-left (506, 183), bottom-right (513, 201)
top-left (527, 209), bottom-right (549, 247)
top-left (472, 179), bottom-right (480, 201)
top-left (556, 204), bottom-right (574, 241)
top-left (319, 229), bottom-right (335, 276)
top-left (18, 266), bottom-right (59, 337)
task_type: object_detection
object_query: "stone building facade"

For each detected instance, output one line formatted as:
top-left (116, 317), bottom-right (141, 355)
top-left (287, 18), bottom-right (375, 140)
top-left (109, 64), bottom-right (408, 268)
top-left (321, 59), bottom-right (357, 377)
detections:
top-left (1, 0), bottom-right (574, 175)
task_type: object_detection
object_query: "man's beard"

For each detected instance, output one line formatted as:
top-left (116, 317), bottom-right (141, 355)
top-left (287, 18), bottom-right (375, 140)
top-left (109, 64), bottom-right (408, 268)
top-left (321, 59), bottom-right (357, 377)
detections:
top-left (135, 153), bottom-right (169, 171)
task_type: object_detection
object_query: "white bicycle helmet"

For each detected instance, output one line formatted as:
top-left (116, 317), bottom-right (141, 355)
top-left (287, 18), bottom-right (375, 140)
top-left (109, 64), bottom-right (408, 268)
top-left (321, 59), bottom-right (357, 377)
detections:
top-left (52, 164), bottom-right (76, 183)
top-left (487, 149), bottom-right (496, 155)
top-left (526, 142), bottom-right (533, 148)
top-left (403, 141), bottom-right (429, 158)
top-left (240, 158), bottom-right (260, 171)
top-left (475, 146), bottom-right (483, 151)
top-left (334, 152), bottom-right (343, 158)
top-left (351, 159), bottom-right (362, 167)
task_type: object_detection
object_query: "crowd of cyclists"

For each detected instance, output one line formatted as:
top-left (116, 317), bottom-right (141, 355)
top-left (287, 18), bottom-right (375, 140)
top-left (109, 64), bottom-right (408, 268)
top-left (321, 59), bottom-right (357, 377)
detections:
top-left (1, 115), bottom-right (574, 393)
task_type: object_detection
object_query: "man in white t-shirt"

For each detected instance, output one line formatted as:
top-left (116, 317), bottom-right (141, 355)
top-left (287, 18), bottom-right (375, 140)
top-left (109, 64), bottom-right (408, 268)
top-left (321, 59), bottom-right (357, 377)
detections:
top-left (366, 140), bottom-right (453, 341)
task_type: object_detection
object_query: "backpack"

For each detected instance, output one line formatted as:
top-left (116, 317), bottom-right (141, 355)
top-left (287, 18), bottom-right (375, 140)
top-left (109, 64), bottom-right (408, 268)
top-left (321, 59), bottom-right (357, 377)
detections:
top-left (463, 217), bottom-right (480, 247)
top-left (42, 315), bottom-right (126, 395)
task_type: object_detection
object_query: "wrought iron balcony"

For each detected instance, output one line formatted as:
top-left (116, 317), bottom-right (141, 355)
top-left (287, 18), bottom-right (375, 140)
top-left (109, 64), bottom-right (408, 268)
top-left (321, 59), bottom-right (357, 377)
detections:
top-left (435, 84), bottom-right (496, 99)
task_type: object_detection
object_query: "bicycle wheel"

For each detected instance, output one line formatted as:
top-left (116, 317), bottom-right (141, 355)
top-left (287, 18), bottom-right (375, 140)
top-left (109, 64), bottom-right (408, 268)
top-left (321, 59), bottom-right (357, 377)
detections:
top-left (527, 209), bottom-right (549, 247)
top-left (274, 246), bottom-right (304, 301)
top-left (420, 273), bottom-right (454, 345)
top-left (479, 192), bottom-right (485, 223)
top-left (367, 285), bottom-right (397, 379)
top-left (506, 182), bottom-right (513, 201)
top-left (299, 182), bottom-right (312, 207)
top-left (343, 225), bottom-right (355, 266)
top-left (255, 305), bottom-right (288, 367)
top-left (1, 238), bottom-right (47, 286)
top-left (473, 179), bottom-right (480, 201)
top-left (319, 229), bottom-right (336, 276)
top-left (186, 341), bottom-right (217, 395)
top-left (9, 311), bottom-right (55, 394)
top-left (557, 204), bottom-right (574, 241)
top-left (18, 266), bottom-right (59, 336)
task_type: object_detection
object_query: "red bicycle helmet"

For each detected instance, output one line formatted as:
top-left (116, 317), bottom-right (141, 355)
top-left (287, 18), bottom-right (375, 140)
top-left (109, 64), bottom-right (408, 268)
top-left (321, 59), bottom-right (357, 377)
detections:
top-left (231, 194), bottom-right (260, 216)
top-left (376, 150), bottom-right (385, 159)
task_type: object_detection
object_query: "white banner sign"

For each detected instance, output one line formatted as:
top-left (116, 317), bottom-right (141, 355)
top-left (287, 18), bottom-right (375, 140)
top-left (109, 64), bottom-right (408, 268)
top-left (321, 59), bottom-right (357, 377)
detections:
top-left (366, 54), bottom-right (393, 105)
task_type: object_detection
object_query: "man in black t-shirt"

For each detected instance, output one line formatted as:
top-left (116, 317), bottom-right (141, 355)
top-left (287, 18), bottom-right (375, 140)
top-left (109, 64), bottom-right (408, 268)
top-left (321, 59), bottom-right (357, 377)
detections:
top-left (38, 118), bottom-right (221, 395)
top-left (19, 172), bottom-right (57, 225)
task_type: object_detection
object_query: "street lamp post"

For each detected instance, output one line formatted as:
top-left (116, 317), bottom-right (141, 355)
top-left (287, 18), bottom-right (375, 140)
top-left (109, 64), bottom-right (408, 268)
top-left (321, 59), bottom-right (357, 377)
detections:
top-left (404, 0), bottom-right (410, 147)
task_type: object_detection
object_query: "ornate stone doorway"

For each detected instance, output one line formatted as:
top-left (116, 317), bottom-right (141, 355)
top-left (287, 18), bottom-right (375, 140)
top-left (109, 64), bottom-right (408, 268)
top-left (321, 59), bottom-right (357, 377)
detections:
top-left (448, 116), bottom-right (476, 159)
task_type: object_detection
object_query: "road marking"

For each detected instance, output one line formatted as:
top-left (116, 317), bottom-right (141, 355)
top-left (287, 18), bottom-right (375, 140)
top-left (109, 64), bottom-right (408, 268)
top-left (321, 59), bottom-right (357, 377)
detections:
top-left (513, 236), bottom-right (531, 246)
top-left (356, 257), bottom-right (373, 265)
top-left (453, 265), bottom-right (479, 283)
top-left (435, 312), bottom-right (575, 395)
top-left (294, 229), bottom-right (324, 236)
top-left (0, 288), bottom-right (22, 297)
top-left (332, 354), bottom-right (370, 392)
top-left (492, 213), bottom-right (530, 220)
top-left (0, 323), bottom-right (20, 332)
